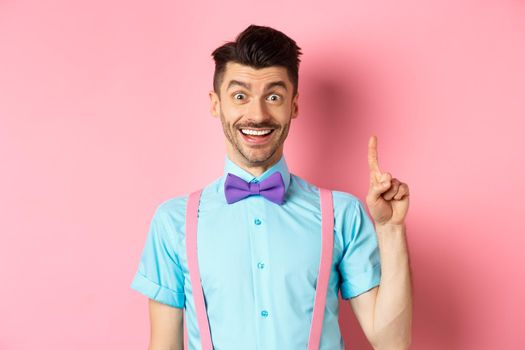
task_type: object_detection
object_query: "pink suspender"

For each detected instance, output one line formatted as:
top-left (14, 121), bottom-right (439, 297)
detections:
top-left (308, 187), bottom-right (335, 350)
top-left (185, 187), bottom-right (334, 350)
top-left (185, 189), bottom-right (213, 350)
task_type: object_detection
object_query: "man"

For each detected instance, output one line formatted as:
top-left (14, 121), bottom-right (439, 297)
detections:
top-left (131, 24), bottom-right (412, 350)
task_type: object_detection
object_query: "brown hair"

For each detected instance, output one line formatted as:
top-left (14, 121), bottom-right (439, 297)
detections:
top-left (211, 24), bottom-right (303, 97)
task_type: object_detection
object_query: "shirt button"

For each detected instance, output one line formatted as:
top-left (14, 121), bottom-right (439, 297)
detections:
top-left (254, 218), bottom-right (262, 225)
top-left (257, 262), bottom-right (265, 269)
top-left (261, 310), bottom-right (269, 317)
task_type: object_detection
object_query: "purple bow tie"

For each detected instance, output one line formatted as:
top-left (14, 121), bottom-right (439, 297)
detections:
top-left (224, 172), bottom-right (285, 205)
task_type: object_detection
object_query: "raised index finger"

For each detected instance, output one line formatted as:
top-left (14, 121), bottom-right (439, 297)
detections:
top-left (368, 135), bottom-right (381, 176)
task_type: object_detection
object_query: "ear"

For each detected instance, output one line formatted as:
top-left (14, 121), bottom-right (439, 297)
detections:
top-left (209, 90), bottom-right (220, 118)
top-left (291, 92), bottom-right (299, 119)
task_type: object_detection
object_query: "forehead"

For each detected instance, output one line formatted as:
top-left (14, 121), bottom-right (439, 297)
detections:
top-left (222, 62), bottom-right (291, 90)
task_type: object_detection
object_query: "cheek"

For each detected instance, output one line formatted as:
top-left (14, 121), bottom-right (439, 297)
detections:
top-left (222, 107), bottom-right (246, 124)
top-left (274, 108), bottom-right (293, 123)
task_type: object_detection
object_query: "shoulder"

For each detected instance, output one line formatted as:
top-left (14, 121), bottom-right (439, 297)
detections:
top-left (331, 190), bottom-right (362, 213)
top-left (289, 173), bottom-right (319, 195)
top-left (149, 194), bottom-right (189, 233)
top-left (290, 173), bottom-right (362, 214)
top-left (157, 194), bottom-right (188, 214)
top-left (151, 176), bottom-right (221, 227)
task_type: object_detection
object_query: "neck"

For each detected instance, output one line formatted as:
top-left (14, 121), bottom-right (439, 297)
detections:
top-left (227, 150), bottom-right (283, 177)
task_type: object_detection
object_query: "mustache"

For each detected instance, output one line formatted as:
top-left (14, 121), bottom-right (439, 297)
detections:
top-left (236, 123), bottom-right (280, 129)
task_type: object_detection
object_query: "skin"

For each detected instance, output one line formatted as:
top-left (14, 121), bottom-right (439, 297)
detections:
top-left (147, 62), bottom-right (412, 350)
top-left (148, 299), bottom-right (183, 350)
top-left (351, 135), bottom-right (413, 350)
top-left (209, 61), bottom-right (299, 177)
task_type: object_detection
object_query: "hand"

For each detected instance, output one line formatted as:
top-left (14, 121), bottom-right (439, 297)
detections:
top-left (366, 135), bottom-right (410, 226)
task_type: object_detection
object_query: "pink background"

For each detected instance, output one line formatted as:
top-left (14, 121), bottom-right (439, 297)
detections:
top-left (1, 0), bottom-right (524, 349)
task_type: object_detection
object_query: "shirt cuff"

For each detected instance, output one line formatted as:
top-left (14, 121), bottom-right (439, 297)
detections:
top-left (130, 272), bottom-right (186, 308)
top-left (340, 263), bottom-right (381, 299)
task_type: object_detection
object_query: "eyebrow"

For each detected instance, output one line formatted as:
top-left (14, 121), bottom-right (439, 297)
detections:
top-left (226, 80), bottom-right (288, 92)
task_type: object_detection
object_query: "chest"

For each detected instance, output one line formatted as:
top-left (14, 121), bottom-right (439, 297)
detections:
top-left (195, 199), bottom-right (325, 295)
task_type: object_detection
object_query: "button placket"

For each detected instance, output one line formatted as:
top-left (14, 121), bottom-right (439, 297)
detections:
top-left (249, 198), bottom-right (272, 345)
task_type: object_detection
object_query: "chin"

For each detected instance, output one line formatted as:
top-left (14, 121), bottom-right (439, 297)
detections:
top-left (243, 149), bottom-right (279, 164)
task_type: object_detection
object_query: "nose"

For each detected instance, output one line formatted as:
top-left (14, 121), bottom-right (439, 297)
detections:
top-left (247, 98), bottom-right (270, 123)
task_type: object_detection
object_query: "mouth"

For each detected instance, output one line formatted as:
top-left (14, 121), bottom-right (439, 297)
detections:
top-left (238, 128), bottom-right (275, 145)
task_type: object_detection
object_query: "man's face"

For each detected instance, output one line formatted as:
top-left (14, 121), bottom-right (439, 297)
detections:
top-left (209, 62), bottom-right (299, 168)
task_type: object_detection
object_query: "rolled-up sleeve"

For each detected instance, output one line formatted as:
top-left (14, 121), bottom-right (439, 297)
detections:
top-left (338, 198), bottom-right (382, 299)
top-left (130, 205), bottom-right (185, 308)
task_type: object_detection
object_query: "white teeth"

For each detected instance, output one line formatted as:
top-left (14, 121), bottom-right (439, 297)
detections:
top-left (241, 129), bottom-right (273, 136)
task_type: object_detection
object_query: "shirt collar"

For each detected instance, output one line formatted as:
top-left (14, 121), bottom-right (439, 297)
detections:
top-left (219, 154), bottom-right (291, 194)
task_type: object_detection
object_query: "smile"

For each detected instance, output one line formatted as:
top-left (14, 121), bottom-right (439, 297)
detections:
top-left (238, 128), bottom-right (275, 145)
top-left (240, 128), bottom-right (274, 136)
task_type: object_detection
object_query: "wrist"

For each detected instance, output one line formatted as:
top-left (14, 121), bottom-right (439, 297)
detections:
top-left (374, 222), bottom-right (406, 232)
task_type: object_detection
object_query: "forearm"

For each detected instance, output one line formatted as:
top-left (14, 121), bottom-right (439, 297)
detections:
top-left (148, 299), bottom-right (184, 350)
top-left (372, 223), bottom-right (413, 350)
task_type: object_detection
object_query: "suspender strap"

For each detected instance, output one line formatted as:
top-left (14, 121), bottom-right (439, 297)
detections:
top-left (185, 187), bottom-right (334, 350)
top-left (307, 187), bottom-right (334, 350)
top-left (186, 189), bottom-right (213, 350)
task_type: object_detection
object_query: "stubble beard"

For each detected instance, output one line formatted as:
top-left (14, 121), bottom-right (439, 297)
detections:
top-left (219, 110), bottom-right (291, 166)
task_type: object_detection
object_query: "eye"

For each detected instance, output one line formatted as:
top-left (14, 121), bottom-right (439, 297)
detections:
top-left (233, 93), bottom-right (246, 100)
top-left (267, 94), bottom-right (281, 102)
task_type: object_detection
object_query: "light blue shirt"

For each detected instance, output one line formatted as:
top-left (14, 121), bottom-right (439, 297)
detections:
top-left (131, 154), bottom-right (382, 349)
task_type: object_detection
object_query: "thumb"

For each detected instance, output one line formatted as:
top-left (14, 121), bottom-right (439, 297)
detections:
top-left (368, 172), bottom-right (392, 200)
